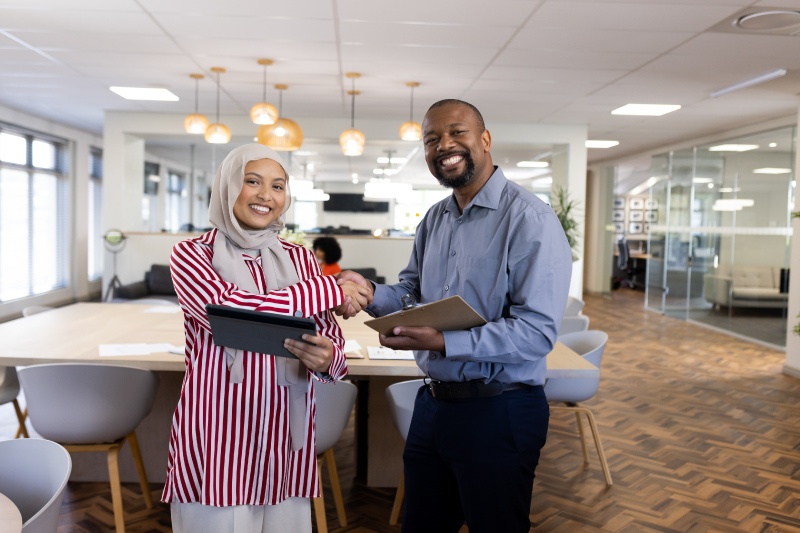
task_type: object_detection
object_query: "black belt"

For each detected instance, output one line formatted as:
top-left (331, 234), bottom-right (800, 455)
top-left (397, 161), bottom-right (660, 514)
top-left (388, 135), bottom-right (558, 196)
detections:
top-left (427, 380), bottom-right (528, 400)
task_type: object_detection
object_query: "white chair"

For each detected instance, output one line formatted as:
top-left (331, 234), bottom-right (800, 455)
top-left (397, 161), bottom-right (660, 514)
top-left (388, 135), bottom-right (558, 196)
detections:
top-left (558, 315), bottom-right (590, 335)
top-left (564, 296), bottom-right (585, 316)
top-left (313, 380), bottom-right (357, 533)
top-left (18, 364), bottom-right (158, 533)
top-left (544, 330), bottom-right (612, 485)
top-left (0, 367), bottom-right (29, 439)
top-left (0, 438), bottom-right (71, 533)
top-left (385, 379), bottom-right (425, 525)
top-left (21, 306), bottom-right (54, 317)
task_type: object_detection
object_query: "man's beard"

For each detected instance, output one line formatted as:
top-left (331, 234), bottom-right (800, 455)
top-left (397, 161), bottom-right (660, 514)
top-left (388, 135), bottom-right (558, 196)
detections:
top-left (433, 151), bottom-right (475, 189)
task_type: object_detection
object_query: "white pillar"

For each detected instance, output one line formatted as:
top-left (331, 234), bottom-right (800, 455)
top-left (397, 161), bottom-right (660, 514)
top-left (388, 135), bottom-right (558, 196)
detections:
top-left (783, 101), bottom-right (800, 376)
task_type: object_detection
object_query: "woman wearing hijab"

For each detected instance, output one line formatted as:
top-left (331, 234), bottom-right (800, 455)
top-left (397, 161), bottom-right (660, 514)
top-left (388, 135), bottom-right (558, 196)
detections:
top-left (163, 144), bottom-right (371, 532)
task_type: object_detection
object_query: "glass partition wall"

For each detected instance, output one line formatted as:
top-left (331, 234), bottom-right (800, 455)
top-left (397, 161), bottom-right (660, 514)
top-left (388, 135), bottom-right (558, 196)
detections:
top-left (645, 126), bottom-right (796, 348)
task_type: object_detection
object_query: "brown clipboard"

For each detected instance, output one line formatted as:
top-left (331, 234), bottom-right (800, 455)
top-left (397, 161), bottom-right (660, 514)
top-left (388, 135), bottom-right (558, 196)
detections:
top-left (364, 295), bottom-right (487, 336)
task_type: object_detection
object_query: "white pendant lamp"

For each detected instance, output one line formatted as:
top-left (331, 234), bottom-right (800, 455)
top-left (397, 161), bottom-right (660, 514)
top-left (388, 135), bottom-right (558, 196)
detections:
top-left (399, 81), bottom-right (422, 141)
top-left (184, 73), bottom-right (209, 134)
top-left (205, 67), bottom-right (231, 144)
top-left (340, 72), bottom-right (365, 156)
top-left (257, 85), bottom-right (304, 151)
top-left (250, 59), bottom-right (278, 125)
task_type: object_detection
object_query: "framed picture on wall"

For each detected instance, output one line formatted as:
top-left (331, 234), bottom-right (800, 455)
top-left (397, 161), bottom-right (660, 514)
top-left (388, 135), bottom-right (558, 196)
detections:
top-left (614, 222), bottom-right (624, 233)
top-left (645, 199), bottom-right (659, 209)
top-left (644, 223), bottom-right (651, 233)
top-left (629, 198), bottom-right (644, 210)
top-left (629, 222), bottom-right (643, 234)
top-left (612, 210), bottom-right (624, 221)
top-left (629, 210), bottom-right (644, 222)
top-left (614, 197), bottom-right (625, 209)
top-left (646, 211), bottom-right (658, 222)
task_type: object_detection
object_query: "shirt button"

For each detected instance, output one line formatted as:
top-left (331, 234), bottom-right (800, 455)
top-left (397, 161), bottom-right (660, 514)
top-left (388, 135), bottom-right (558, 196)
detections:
top-left (457, 219), bottom-right (462, 224)
top-left (430, 354), bottom-right (437, 360)
top-left (450, 250), bottom-right (456, 256)
top-left (444, 285), bottom-right (449, 291)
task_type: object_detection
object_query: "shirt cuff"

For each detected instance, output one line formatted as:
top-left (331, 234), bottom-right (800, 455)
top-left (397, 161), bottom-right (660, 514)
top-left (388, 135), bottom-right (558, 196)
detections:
top-left (442, 330), bottom-right (471, 359)
top-left (366, 283), bottom-right (392, 317)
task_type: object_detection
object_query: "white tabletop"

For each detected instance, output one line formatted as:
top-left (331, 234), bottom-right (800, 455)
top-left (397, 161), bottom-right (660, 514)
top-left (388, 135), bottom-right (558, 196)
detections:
top-left (0, 492), bottom-right (22, 533)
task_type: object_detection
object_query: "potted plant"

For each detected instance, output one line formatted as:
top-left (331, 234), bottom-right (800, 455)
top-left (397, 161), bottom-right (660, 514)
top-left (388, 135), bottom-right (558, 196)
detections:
top-left (551, 185), bottom-right (581, 262)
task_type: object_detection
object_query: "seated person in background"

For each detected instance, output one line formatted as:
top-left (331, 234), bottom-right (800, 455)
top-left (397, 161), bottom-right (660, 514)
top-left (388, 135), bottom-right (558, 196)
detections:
top-left (313, 236), bottom-right (343, 276)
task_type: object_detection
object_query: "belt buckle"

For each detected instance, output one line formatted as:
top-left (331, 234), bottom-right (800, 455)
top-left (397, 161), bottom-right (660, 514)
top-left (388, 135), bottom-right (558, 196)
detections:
top-left (429, 380), bottom-right (451, 400)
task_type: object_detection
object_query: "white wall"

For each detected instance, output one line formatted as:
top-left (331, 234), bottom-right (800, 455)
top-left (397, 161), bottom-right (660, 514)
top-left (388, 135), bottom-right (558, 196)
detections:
top-left (0, 103), bottom-right (102, 322)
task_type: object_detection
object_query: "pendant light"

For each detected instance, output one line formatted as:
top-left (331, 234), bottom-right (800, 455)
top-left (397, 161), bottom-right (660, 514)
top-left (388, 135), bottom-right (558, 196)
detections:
top-left (399, 81), bottom-right (422, 141)
top-left (250, 59), bottom-right (278, 125)
top-left (340, 72), bottom-right (365, 156)
top-left (205, 67), bottom-right (231, 144)
top-left (257, 85), bottom-right (304, 151)
top-left (184, 73), bottom-right (209, 134)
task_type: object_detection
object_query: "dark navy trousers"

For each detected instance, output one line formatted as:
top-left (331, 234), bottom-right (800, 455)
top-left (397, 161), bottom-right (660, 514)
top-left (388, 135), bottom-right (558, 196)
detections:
top-left (401, 384), bottom-right (549, 533)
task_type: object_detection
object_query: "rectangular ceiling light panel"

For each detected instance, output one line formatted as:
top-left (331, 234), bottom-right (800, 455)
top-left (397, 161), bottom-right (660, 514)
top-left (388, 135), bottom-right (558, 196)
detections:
top-left (109, 87), bottom-right (179, 101)
top-left (707, 144), bottom-right (759, 152)
top-left (516, 161), bottom-right (549, 168)
top-left (611, 104), bottom-right (681, 116)
top-left (753, 168), bottom-right (791, 174)
top-left (585, 140), bottom-right (619, 148)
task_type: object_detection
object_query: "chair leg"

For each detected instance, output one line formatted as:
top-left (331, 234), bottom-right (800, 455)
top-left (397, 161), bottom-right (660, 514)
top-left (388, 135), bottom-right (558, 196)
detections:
top-left (107, 445), bottom-right (126, 533)
top-left (574, 410), bottom-right (589, 464)
top-left (579, 408), bottom-right (613, 486)
top-left (12, 402), bottom-right (28, 439)
top-left (127, 431), bottom-right (154, 509)
top-left (324, 449), bottom-right (347, 527)
top-left (313, 457), bottom-right (328, 533)
top-left (389, 471), bottom-right (404, 526)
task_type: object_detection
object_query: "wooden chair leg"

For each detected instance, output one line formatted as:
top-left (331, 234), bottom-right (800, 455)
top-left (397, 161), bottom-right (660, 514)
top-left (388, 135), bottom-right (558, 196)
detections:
top-left (389, 471), bottom-right (404, 525)
top-left (127, 431), bottom-right (154, 508)
top-left (313, 457), bottom-right (328, 533)
top-left (574, 410), bottom-right (589, 464)
top-left (324, 448), bottom-right (347, 527)
top-left (12, 402), bottom-right (28, 439)
top-left (580, 408), bottom-right (613, 486)
top-left (107, 445), bottom-right (126, 533)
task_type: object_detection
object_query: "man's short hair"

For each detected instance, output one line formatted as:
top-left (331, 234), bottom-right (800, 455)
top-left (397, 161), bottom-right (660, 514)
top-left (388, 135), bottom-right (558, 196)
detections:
top-left (427, 99), bottom-right (485, 132)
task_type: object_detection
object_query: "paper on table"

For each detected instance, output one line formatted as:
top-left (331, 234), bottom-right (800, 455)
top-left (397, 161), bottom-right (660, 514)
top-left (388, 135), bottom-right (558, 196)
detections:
top-left (343, 339), bottom-right (364, 359)
top-left (99, 343), bottom-right (150, 356)
top-left (144, 306), bottom-right (182, 314)
top-left (147, 343), bottom-right (185, 354)
top-left (367, 346), bottom-right (415, 360)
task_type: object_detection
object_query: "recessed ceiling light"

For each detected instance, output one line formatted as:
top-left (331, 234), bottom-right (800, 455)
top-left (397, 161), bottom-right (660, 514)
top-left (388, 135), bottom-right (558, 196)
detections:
top-left (754, 167), bottom-right (791, 174)
top-left (708, 144), bottom-right (759, 152)
top-left (769, 143), bottom-right (778, 147)
top-left (294, 151), bottom-right (318, 156)
top-left (253, 137), bottom-right (258, 142)
top-left (586, 140), bottom-right (619, 148)
top-left (352, 177), bottom-right (359, 184)
top-left (715, 199), bottom-right (754, 207)
top-left (708, 183), bottom-right (714, 189)
top-left (109, 86), bottom-right (179, 101)
top-left (377, 157), bottom-right (406, 164)
top-left (611, 104), bottom-right (680, 116)
top-left (516, 161), bottom-right (549, 168)
top-left (693, 177), bottom-right (713, 183)
top-left (718, 187), bottom-right (741, 192)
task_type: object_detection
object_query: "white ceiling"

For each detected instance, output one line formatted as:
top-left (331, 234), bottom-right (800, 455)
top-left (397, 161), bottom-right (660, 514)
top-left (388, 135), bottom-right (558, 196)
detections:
top-left (2, 0), bottom-right (800, 163)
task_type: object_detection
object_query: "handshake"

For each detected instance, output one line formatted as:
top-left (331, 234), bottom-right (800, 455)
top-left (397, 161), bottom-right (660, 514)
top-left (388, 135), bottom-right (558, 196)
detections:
top-left (334, 270), bottom-right (374, 319)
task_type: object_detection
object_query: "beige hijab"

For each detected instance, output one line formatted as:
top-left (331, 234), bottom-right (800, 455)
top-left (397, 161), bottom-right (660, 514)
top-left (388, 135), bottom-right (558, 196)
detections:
top-left (208, 143), bottom-right (308, 451)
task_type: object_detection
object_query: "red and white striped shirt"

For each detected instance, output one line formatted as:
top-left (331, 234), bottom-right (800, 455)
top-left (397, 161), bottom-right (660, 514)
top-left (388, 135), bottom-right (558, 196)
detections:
top-left (162, 229), bottom-right (347, 506)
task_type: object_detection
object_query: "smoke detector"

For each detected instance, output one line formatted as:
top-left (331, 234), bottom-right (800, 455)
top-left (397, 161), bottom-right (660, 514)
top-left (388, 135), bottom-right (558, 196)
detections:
top-left (709, 7), bottom-right (800, 35)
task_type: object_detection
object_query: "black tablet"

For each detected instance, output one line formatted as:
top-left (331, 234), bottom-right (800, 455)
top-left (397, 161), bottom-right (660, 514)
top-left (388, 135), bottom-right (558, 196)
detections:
top-left (205, 304), bottom-right (317, 359)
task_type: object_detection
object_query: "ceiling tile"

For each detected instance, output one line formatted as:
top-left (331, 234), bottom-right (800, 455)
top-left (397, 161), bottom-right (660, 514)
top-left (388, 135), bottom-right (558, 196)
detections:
top-left (152, 13), bottom-right (335, 42)
top-left (0, 10), bottom-right (161, 34)
top-left (16, 32), bottom-right (183, 54)
top-left (670, 32), bottom-right (800, 60)
top-left (139, 0), bottom-right (334, 19)
top-left (341, 43), bottom-right (498, 65)
top-left (340, 21), bottom-right (510, 48)
top-left (338, 0), bottom-right (541, 26)
top-left (527, 2), bottom-right (744, 32)
top-left (470, 79), bottom-right (602, 96)
top-left (509, 27), bottom-right (694, 54)
top-left (0, 1), bottom-right (140, 11)
top-left (495, 47), bottom-right (656, 70)
top-left (176, 38), bottom-right (338, 61)
top-left (481, 65), bottom-right (627, 84)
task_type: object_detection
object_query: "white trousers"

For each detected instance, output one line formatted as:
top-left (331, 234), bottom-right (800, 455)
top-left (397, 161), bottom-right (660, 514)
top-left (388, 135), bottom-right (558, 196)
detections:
top-left (171, 498), bottom-right (312, 533)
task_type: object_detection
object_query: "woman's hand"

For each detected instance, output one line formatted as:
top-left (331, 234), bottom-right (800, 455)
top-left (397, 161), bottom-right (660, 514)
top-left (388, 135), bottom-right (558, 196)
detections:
top-left (339, 280), bottom-right (371, 315)
top-left (284, 333), bottom-right (334, 373)
top-left (335, 271), bottom-right (374, 318)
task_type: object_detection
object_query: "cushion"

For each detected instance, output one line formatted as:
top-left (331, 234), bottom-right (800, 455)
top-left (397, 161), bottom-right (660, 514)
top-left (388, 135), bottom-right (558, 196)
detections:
top-left (146, 264), bottom-right (176, 296)
top-left (716, 265), bottom-right (778, 289)
top-left (731, 287), bottom-right (786, 300)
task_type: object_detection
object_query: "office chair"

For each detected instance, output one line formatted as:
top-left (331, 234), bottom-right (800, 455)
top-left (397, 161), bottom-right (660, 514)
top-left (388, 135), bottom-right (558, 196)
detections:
top-left (617, 239), bottom-right (635, 289)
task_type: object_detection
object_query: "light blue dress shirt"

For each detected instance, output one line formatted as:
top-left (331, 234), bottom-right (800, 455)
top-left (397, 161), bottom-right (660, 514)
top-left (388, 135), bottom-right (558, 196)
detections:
top-left (367, 167), bottom-right (572, 386)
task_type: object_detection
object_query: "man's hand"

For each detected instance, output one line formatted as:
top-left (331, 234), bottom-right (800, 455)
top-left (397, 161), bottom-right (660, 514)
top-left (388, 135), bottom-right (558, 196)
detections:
top-left (379, 326), bottom-right (445, 352)
top-left (335, 270), bottom-right (374, 319)
top-left (340, 281), bottom-right (371, 315)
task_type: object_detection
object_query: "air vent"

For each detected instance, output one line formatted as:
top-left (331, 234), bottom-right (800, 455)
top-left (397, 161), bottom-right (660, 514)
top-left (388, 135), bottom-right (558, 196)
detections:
top-left (709, 7), bottom-right (800, 35)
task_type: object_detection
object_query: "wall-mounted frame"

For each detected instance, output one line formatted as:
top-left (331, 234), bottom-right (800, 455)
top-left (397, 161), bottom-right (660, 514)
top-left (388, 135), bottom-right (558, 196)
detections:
top-left (646, 211), bottom-right (658, 222)
top-left (629, 210), bottom-right (644, 222)
top-left (629, 222), bottom-right (643, 234)
top-left (614, 197), bottom-right (625, 209)
top-left (644, 223), bottom-right (651, 233)
top-left (645, 199), bottom-right (658, 209)
top-left (629, 198), bottom-right (644, 210)
top-left (612, 210), bottom-right (624, 221)
top-left (614, 222), bottom-right (624, 233)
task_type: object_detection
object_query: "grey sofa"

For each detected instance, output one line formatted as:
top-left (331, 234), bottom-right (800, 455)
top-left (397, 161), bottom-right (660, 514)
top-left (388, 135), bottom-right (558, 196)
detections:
top-left (115, 264), bottom-right (179, 304)
top-left (703, 265), bottom-right (787, 309)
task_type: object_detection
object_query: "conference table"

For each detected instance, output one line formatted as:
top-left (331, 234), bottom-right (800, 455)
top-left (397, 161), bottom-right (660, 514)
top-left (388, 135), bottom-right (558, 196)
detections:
top-left (0, 492), bottom-right (22, 533)
top-left (0, 303), bottom-right (598, 487)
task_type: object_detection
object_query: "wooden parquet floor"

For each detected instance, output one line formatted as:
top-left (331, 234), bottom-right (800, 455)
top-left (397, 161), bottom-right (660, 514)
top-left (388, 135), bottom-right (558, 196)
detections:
top-left (55, 289), bottom-right (800, 532)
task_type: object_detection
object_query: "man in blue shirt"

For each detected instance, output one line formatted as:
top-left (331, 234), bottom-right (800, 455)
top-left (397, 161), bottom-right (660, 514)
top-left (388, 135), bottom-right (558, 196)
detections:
top-left (338, 99), bottom-right (572, 532)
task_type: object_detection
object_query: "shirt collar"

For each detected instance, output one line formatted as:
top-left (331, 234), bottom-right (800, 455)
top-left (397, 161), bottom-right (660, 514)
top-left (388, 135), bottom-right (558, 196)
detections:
top-left (443, 166), bottom-right (506, 214)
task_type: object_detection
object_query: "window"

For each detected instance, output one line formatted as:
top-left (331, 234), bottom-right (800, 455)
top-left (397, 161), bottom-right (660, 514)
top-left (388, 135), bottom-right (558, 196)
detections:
top-left (294, 201), bottom-right (318, 232)
top-left (0, 126), bottom-right (69, 301)
top-left (88, 148), bottom-right (103, 281)
top-left (166, 170), bottom-right (187, 232)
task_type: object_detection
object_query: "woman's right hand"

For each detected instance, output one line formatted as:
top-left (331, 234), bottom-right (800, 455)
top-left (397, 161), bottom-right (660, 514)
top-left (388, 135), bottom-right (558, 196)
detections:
top-left (340, 280), bottom-right (371, 315)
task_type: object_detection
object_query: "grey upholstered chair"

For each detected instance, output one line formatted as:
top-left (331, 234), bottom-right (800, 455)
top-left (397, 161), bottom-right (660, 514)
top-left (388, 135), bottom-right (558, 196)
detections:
top-left (313, 380), bottom-right (357, 533)
top-left (558, 315), bottom-right (590, 335)
top-left (18, 364), bottom-right (158, 533)
top-left (385, 379), bottom-right (425, 525)
top-left (564, 296), bottom-right (585, 316)
top-left (0, 438), bottom-right (71, 533)
top-left (544, 330), bottom-right (612, 485)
